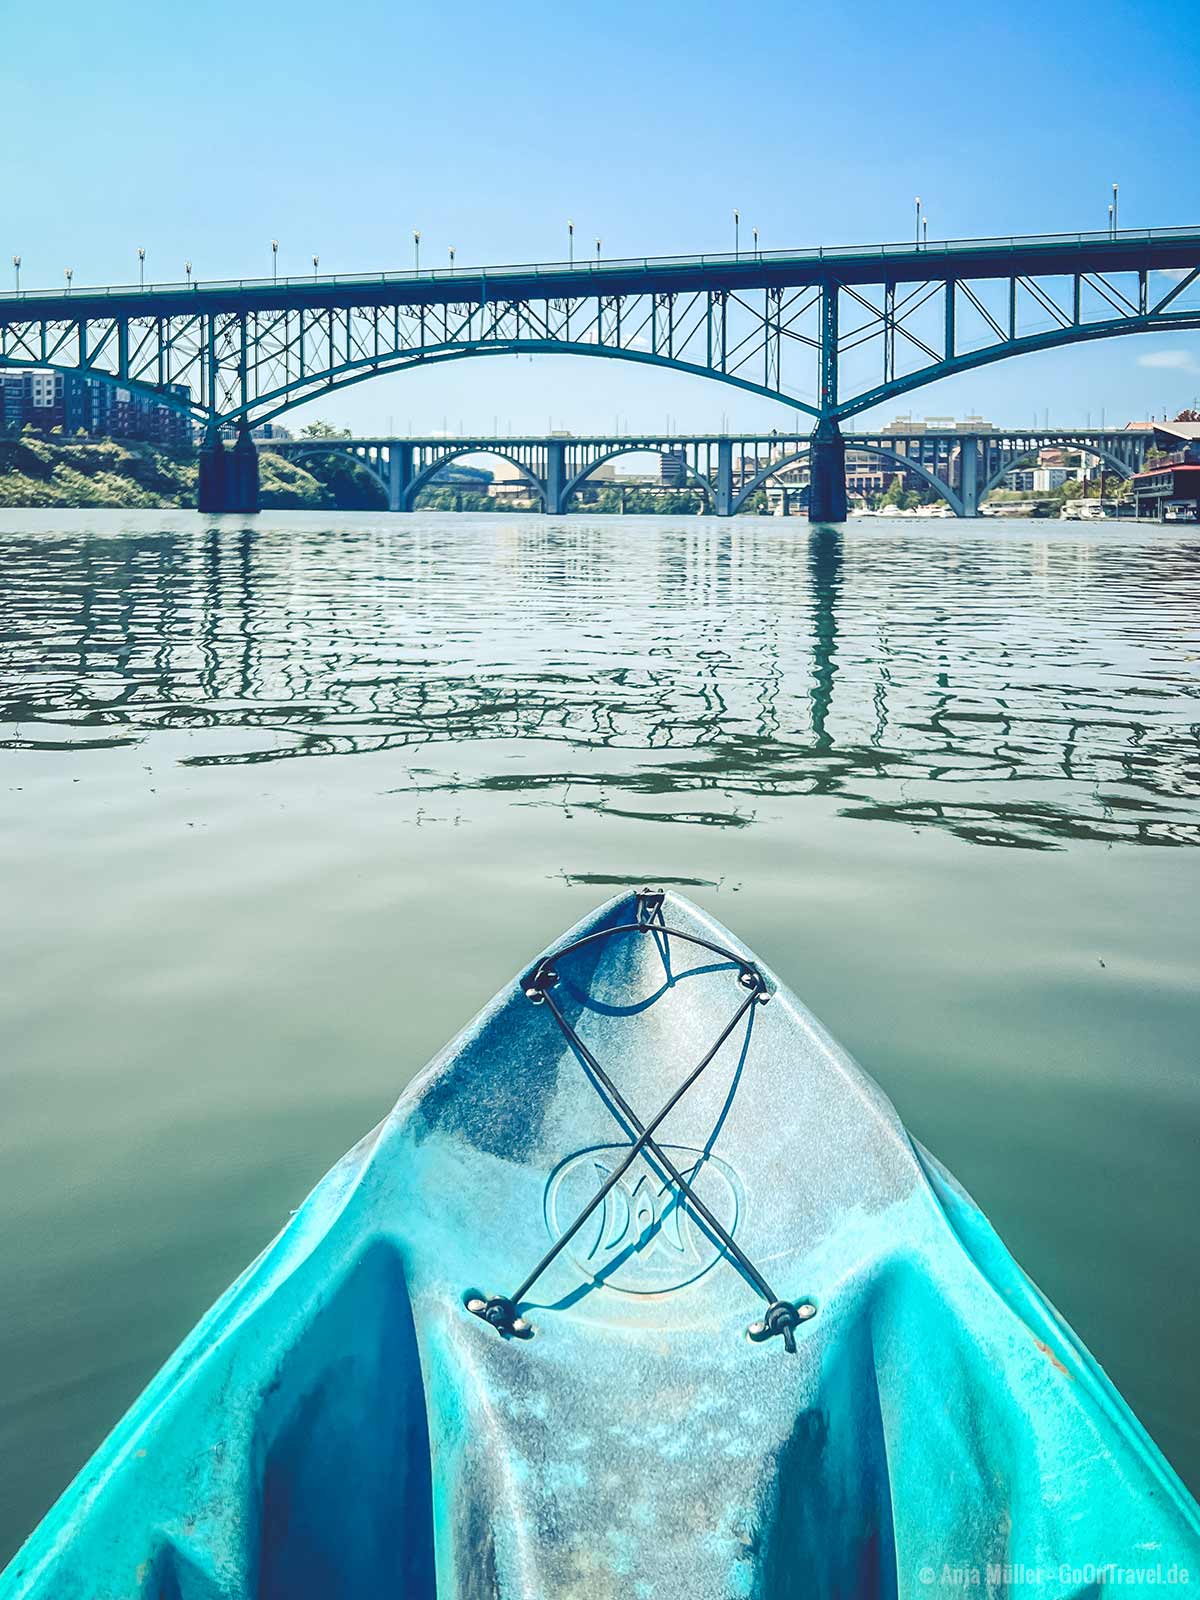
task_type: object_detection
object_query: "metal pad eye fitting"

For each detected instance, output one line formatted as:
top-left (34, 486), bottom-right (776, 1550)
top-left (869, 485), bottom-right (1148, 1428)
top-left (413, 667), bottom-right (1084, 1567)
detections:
top-left (748, 1300), bottom-right (816, 1353)
top-left (466, 1294), bottom-right (534, 1339)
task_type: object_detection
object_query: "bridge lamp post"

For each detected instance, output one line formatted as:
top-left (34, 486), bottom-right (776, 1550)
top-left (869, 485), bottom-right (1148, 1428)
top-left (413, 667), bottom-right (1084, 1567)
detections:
top-left (449, 246), bottom-right (455, 268)
top-left (312, 254), bottom-right (319, 276)
top-left (1108, 203), bottom-right (1114, 238)
top-left (271, 239), bottom-right (278, 282)
top-left (137, 247), bottom-right (145, 287)
top-left (11, 255), bottom-right (19, 292)
top-left (568, 220), bottom-right (574, 266)
top-left (734, 209), bottom-right (740, 259)
top-left (915, 196), bottom-right (921, 246)
top-left (922, 215), bottom-right (928, 248)
top-left (185, 259), bottom-right (192, 286)
top-left (753, 225), bottom-right (758, 257)
top-left (413, 231), bottom-right (421, 273)
top-left (65, 268), bottom-right (73, 292)
top-left (1112, 183), bottom-right (1119, 235)
top-left (595, 237), bottom-right (601, 262)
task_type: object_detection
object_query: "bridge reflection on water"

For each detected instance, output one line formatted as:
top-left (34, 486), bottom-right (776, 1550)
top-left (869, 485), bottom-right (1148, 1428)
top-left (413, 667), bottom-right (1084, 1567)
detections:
top-left (1, 514), bottom-right (1198, 851)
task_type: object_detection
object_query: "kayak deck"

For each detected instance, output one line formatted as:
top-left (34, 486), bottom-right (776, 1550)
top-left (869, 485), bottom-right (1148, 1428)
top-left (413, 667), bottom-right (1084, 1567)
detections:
top-left (3, 890), bottom-right (1197, 1598)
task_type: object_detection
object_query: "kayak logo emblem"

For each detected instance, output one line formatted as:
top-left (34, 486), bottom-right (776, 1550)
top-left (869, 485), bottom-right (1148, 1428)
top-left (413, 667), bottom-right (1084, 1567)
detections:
top-left (544, 1145), bottom-right (742, 1295)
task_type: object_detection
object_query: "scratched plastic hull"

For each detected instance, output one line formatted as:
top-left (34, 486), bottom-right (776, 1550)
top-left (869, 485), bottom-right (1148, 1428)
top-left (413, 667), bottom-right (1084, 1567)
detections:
top-left (3, 891), bottom-right (1198, 1599)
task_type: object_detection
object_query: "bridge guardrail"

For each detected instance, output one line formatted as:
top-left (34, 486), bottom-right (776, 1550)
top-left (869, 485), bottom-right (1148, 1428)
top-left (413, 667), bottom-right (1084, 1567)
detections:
top-left (1, 226), bottom-right (1197, 301)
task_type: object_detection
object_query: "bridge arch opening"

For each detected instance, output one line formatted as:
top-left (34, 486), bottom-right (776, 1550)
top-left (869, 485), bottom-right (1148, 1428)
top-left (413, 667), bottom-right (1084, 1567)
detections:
top-left (837, 315), bottom-right (1200, 424)
top-left (243, 342), bottom-right (823, 431)
top-left (238, 307), bottom-right (1199, 434)
top-left (407, 447), bottom-right (547, 511)
top-left (728, 447), bottom-right (812, 516)
top-left (279, 444), bottom-right (388, 510)
top-left (978, 438), bottom-right (1136, 507)
top-left (729, 441), bottom-right (963, 517)
top-left (563, 446), bottom-right (713, 513)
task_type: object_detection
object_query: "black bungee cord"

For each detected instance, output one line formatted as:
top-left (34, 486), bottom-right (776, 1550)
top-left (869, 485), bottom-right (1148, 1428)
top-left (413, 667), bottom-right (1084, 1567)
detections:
top-left (465, 891), bottom-right (815, 1353)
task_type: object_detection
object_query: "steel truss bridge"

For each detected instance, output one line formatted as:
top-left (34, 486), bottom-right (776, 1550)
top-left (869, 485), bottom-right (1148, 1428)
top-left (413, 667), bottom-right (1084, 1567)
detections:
top-left (269, 427), bottom-right (1153, 517)
top-left (1, 225), bottom-right (1196, 517)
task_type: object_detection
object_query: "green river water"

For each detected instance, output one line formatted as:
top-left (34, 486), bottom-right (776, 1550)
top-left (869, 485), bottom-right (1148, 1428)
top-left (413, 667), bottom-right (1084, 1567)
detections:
top-left (1, 509), bottom-right (1198, 1557)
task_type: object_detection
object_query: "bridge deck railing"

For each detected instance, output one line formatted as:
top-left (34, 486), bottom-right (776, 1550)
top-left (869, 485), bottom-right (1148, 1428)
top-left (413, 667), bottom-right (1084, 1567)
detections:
top-left (2, 225), bottom-right (1197, 301)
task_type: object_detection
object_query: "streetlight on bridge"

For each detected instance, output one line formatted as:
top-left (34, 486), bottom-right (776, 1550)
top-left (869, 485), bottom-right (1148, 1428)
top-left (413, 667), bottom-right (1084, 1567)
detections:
top-left (137, 247), bottom-right (145, 287)
top-left (185, 260), bottom-right (192, 285)
top-left (1108, 203), bottom-right (1114, 237)
top-left (449, 246), bottom-right (455, 268)
top-left (413, 230), bottom-right (421, 273)
top-left (64, 268), bottom-right (73, 292)
top-left (11, 256), bottom-right (19, 293)
top-left (1112, 182), bottom-right (1119, 235)
top-left (568, 220), bottom-right (574, 266)
top-left (753, 225), bottom-right (758, 256)
top-left (312, 254), bottom-right (319, 276)
top-left (915, 196), bottom-right (921, 246)
top-left (922, 215), bottom-right (928, 248)
top-left (734, 209), bottom-right (740, 259)
top-left (595, 237), bottom-right (601, 262)
top-left (271, 239), bottom-right (278, 282)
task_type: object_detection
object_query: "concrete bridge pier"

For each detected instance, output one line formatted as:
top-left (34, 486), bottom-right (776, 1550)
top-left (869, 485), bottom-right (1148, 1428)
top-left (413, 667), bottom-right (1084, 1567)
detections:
top-left (715, 439), bottom-right (733, 516)
top-left (545, 440), bottom-right (566, 515)
top-left (808, 418), bottom-right (848, 523)
top-left (197, 427), bottom-right (227, 513)
top-left (197, 424), bottom-right (259, 513)
top-left (386, 443), bottom-right (414, 511)
top-left (229, 424), bottom-right (260, 513)
top-left (960, 439), bottom-right (981, 517)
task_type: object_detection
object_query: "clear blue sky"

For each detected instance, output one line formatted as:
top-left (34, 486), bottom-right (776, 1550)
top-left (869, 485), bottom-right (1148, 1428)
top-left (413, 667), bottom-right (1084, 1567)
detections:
top-left (3, 0), bottom-right (1198, 434)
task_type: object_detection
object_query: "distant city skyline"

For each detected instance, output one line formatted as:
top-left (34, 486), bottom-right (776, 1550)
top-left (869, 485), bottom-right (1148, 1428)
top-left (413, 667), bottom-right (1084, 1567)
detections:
top-left (2, 0), bottom-right (1198, 434)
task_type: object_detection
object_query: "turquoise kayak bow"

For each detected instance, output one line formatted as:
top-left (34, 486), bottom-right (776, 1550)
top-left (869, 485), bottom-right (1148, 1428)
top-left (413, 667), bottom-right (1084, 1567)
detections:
top-left (3, 890), bottom-right (1198, 1598)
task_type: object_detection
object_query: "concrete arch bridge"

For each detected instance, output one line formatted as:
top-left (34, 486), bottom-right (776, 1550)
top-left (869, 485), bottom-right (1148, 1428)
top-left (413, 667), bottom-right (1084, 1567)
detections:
top-left (268, 427), bottom-right (1154, 518)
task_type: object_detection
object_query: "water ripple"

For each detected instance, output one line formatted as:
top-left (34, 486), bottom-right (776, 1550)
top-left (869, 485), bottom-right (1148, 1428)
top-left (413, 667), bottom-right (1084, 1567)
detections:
top-left (2, 514), bottom-right (1198, 849)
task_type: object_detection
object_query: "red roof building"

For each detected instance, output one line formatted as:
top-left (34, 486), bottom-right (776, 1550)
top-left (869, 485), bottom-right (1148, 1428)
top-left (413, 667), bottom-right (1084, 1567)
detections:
top-left (1130, 462), bottom-right (1200, 520)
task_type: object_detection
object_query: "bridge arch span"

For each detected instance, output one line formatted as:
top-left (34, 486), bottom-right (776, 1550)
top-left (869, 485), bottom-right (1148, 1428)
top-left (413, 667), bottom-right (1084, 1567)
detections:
top-left (280, 441), bottom-right (391, 506)
top-left (728, 447), bottom-right (811, 515)
top-left (406, 444), bottom-right (548, 509)
top-left (4, 313), bottom-right (1197, 455)
top-left (242, 341), bottom-right (823, 429)
top-left (0, 340), bottom-right (818, 436)
top-left (979, 436), bottom-right (1139, 500)
top-left (562, 445), bottom-right (715, 510)
top-left (729, 441), bottom-right (964, 516)
top-left (838, 315), bottom-right (1200, 422)
top-left (83, 312), bottom-right (1194, 434)
top-left (285, 441), bottom-right (389, 485)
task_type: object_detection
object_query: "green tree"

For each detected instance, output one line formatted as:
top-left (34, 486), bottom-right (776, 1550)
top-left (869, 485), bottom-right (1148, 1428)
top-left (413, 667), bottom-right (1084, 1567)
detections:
top-left (297, 451), bottom-right (386, 509)
top-left (299, 419), bottom-right (351, 439)
top-left (878, 477), bottom-right (918, 510)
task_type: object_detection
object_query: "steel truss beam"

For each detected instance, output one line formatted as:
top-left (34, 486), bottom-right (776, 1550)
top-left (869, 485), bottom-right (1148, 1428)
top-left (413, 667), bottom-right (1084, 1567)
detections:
top-left (0, 230), bottom-right (1197, 432)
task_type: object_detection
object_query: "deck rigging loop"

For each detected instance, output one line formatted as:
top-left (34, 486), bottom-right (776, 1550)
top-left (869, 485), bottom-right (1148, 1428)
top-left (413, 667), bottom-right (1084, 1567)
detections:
top-left (466, 889), bottom-right (814, 1352)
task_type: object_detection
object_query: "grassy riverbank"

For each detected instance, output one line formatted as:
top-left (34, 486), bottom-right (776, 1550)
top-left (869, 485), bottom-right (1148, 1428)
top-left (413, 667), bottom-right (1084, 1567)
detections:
top-left (0, 433), bottom-right (345, 511)
top-left (0, 431), bottom-right (1138, 518)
